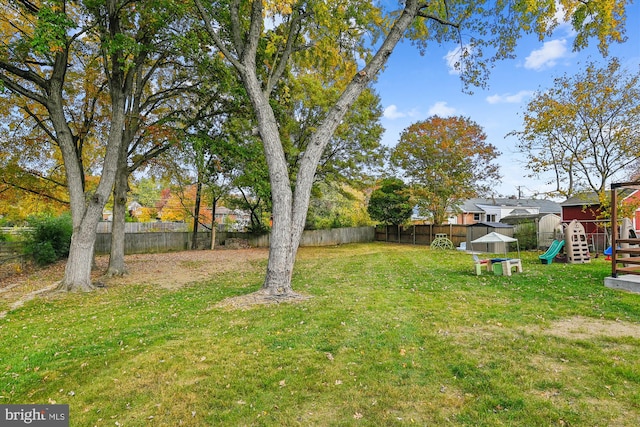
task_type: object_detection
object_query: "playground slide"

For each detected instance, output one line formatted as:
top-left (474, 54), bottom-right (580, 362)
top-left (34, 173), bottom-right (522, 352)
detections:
top-left (539, 239), bottom-right (565, 264)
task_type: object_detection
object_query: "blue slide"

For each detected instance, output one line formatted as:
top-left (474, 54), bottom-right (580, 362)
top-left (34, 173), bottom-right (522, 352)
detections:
top-left (539, 239), bottom-right (565, 264)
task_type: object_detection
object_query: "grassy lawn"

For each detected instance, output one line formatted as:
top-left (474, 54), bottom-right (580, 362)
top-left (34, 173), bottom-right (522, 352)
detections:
top-left (1, 243), bottom-right (639, 426)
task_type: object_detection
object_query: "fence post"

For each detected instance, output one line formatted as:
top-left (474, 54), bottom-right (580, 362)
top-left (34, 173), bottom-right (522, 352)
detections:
top-left (611, 187), bottom-right (617, 277)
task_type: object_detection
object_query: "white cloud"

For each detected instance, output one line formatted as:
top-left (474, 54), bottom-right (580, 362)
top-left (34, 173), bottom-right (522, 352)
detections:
top-left (428, 102), bottom-right (457, 116)
top-left (444, 45), bottom-right (473, 75)
top-left (486, 90), bottom-right (535, 104)
top-left (524, 39), bottom-right (568, 70)
top-left (383, 105), bottom-right (421, 120)
top-left (383, 104), bottom-right (406, 119)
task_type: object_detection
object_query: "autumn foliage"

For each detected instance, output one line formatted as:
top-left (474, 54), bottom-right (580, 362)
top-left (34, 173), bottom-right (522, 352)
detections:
top-left (391, 116), bottom-right (501, 225)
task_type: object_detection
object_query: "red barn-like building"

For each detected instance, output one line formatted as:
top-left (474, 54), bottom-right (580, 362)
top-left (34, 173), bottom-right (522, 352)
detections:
top-left (561, 189), bottom-right (640, 252)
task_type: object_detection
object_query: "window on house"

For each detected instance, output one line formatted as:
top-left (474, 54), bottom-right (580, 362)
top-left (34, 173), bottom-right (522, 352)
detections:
top-left (487, 214), bottom-right (496, 222)
top-left (473, 213), bottom-right (481, 221)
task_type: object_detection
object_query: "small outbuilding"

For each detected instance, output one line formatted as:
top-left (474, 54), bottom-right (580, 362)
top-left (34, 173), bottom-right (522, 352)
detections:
top-left (466, 222), bottom-right (514, 253)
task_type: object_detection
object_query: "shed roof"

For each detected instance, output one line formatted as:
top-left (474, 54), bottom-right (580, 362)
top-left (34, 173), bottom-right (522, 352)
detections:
top-left (468, 221), bottom-right (513, 228)
top-left (454, 198), bottom-right (561, 214)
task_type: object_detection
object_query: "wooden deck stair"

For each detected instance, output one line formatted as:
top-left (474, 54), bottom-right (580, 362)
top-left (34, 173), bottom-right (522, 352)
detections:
top-left (613, 239), bottom-right (640, 276)
top-left (610, 182), bottom-right (640, 279)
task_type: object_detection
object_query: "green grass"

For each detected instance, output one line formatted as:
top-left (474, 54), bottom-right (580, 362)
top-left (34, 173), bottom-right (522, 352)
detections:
top-left (1, 243), bottom-right (639, 426)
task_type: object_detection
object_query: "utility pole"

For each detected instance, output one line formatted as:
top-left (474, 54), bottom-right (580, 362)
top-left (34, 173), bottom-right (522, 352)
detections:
top-left (516, 186), bottom-right (523, 199)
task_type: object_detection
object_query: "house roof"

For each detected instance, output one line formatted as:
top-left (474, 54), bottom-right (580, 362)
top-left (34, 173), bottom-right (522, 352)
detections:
top-left (468, 221), bottom-right (513, 228)
top-left (454, 198), bottom-right (561, 214)
top-left (561, 189), bottom-right (637, 207)
top-left (501, 212), bottom-right (560, 223)
top-left (507, 208), bottom-right (531, 216)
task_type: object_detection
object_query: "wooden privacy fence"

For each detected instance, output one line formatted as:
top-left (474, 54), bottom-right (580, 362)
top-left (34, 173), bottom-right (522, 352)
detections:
top-left (374, 224), bottom-right (468, 247)
top-left (96, 222), bottom-right (189, 233)
top-left (95, 232), bottom-right (212, 255)
top-left (94, 226), bottom-right (375, 255)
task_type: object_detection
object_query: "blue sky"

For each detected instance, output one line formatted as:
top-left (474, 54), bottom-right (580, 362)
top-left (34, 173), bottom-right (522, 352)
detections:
top-left (373, 2), bottom-right (640, 199)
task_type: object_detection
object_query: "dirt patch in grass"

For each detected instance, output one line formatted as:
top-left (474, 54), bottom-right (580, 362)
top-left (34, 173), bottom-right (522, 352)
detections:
top-left (215, 289), bottom-right (311, 310)
top-left (540, 316), bottom-right (640, 340)
top-left (0, 249), bottom-right (269, 317)
top-left (101, 249), bottom-right (268, 289)
top-left (456, 316), bottom-right (640, 341)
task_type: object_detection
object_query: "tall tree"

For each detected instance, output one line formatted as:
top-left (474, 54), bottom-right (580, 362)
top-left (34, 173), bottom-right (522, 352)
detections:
top-left (0, 0), bottom-right (124, 291)
top-left (391, 116), bottom-right (500, 225)
top-left (193, 0), bottom-right (627, 300)
top-left (0, 0), bottom-right (189, 290)
top-left (512, 58), bottom-right (640, 199)
top-left (367, 177), bottom-right (413, 226)
top-left (103, 1), bottom-right (193, 277)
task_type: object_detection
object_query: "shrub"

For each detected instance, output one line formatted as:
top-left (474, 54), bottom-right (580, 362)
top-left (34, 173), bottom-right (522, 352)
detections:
top-left (23, 213), bottom-right (73, 265)
top-left (31, 241), bottom-right (58, 265)
top-left (514, 222), bottom-right (538, 250)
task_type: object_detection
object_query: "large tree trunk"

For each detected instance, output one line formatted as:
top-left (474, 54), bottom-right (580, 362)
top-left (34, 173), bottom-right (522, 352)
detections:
top-left (192, 179), bottom-right (203, 250)
top-left (58, 72), bottom-right (128, 290)
top-left (59, 199), bottom-right (106, 291)
top-left (59, 108), bottom-right (125, 290)
top-left (240, 73), bottom-right (297, 296)
top-left (43, 52), bottom-right (123, 291)
top-left (106, 145), bottom-right (130, 276)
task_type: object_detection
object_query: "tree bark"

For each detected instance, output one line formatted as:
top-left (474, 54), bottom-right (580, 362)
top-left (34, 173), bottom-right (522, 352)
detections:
top-left (106, 143), bottom-right (130, 277)
top-left (58, 94), bottom-right (125, 290)
top-left (239, 69), bottom-right (296, 295)
top-left (192, 180), bottom-right (203, 250)
top-left (62, 226), bottom-right (98, 292)
top-left (210, 197), bottom-right (218, 249)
